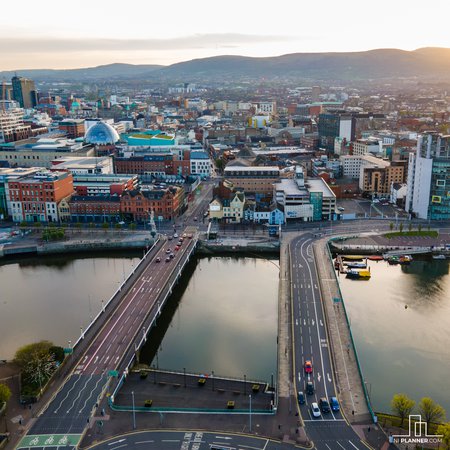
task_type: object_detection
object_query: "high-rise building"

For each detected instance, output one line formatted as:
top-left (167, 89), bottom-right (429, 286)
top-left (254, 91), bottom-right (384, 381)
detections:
top-left (405, 132), bottom-right (450, 220)
top-left (11, 76), bottom-right (38, 109)
top-left (0, 108), bottom-right (32, 143)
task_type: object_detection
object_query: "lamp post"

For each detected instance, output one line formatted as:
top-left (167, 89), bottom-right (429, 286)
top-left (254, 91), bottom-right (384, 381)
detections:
top-left (211, 370), bottom-right (214, 391)
top-left (183, 367), bottom-right (186, 388)
top-left (249, 394), bottom-right (252, 433)
top-left (131, 391), bottom-right (136, 429)
top-left (244, 374), bottom-right (246, 395)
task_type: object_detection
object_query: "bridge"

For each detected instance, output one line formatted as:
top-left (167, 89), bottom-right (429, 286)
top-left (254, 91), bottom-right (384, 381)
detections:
top-left (17, 229), bottom-right (199, 450)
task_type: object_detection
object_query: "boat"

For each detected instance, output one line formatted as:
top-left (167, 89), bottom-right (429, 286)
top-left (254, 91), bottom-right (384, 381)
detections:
top-left (368, 255), bottom-right (383, 261)
top-left (346, 269), bottom-right (371, 279)
top-left (342, 255), bottom-right (365, 261)
top-left (432, 254), bottom-right (447, 260)
top-left (345, 262), bottom-right (367, 269)
top-left (399, 255), bottom-right (413, 265)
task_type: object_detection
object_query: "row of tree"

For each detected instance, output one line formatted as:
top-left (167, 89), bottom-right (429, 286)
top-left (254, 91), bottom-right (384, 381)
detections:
top-left (389, 222), bottom-right (428, 233)
top-left (391, 393), bottom-right (445, 426)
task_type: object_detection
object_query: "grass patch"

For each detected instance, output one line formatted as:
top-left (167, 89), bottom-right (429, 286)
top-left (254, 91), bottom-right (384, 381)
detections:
top-left (384, 230), bottom-right (438, 239)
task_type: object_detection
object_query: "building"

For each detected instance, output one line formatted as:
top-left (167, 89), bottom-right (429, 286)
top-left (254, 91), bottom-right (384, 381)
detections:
top-left (274, 166), bottom-right (336, 221)
top-left (59, 119), bottom-right (85, 139)
top-left (69, 195), bottom-right (121, 223)
top-left (223, 165), bottom-right (280, 195)
top-left (0, 136), bottom-right (95, 168)
top-left (361, 161), bottom-right (406, 196)
top-left (352, 138), bottom-right (382, 156)
top-left (51, 156), bottom-right (113, 175)
top-left (121, 185), bottom-right (184, 222)
top-left (72, 174), bottom-right (138, 196)
top-left (11, 76), bottom-right (37, 109)
top-left (0, 108), bottom-right (32, 143)
top-left (341, 154), bottom-right (389, 179)
top-left (0, 167), bottom-right (41, 218)
top-left (405, 132), bottom-right (450, 220)
top-left (7, 170), bottom-right (74, 222)
top-left (318, 112), bottom-right (355, 151)
top-left (189, 151), bottom-right (211, 178)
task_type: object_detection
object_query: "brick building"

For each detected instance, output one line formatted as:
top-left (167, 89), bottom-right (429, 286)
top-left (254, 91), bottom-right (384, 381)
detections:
top-left (69, 195), bottom-right (121, 223)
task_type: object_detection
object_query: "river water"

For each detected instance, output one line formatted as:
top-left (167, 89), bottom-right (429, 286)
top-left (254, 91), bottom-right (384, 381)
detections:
top-left (338, 257), bottom-right (450, 414)
top-left (0, 254), bottom-right (279, 385)
top-left (0, 252), bottom-right (141, 360)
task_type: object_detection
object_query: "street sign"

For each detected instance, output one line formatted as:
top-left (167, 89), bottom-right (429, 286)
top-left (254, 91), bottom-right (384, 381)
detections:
top-left (333, 297), bottom-right (341, 303)
top-left (108, 370), bottom-right (118, 378)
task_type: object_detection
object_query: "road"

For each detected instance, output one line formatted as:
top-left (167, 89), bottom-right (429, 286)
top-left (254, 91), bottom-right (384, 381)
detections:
top-left (83, 430), bottom-right (299, 450)
top-left (290, 234), bottom-right (366, 450)
top-left (18, 231), bottom-right (198, 450)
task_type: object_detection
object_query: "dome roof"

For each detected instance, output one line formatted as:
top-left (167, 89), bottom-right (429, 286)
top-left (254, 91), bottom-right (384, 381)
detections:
top-left (85, 121), bottom-right (120, 145)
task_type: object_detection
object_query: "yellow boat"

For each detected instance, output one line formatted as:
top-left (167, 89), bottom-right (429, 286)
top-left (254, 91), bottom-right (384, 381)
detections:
top-left (342, 255), bottom-right (365, 261)
top-left (346, 269), bottom-right (371, 279)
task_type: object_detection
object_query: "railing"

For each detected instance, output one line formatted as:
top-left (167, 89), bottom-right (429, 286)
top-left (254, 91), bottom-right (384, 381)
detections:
top-left (110, 237), bottom-right (198, 404)
top-left (72, 237), bottom-right (160, 351)
top-left (110, 403), bottom-right (273, 414)
top-left (325, 238), bottom-right (377, 423)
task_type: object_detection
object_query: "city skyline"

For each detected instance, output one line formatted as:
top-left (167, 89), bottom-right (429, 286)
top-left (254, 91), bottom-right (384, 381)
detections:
top-left (1, 0), bottom-right (450, 70)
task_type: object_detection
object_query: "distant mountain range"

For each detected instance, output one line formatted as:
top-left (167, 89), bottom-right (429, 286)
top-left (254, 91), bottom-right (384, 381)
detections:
top-left (2, 48), bottom-right (450, 82)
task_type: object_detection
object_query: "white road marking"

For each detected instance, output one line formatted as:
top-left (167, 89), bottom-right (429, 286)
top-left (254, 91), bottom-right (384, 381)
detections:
top-left (317, 373), bottom-right (321, 383)
top-left (327, 373), bottom-right (332, 382)
top-left (54, 376), bottom-right (82, 413)
top-left (135, 441), bottom-right (154, 444)
top-left (337, 442), bottom-right (346, 450)
top-left (348, 440), bottom-right (361, 449)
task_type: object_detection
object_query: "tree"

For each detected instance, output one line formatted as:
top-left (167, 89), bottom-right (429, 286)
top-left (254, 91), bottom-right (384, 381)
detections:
top-left (14, 341), bottom-right (57, 389)
top-left (129, 223), bottom-right (137, 231)
top-left (389, 222), bottom-right (394, 232)
top-left (0, 383), bottom-right (11, 404)
top-left (408, 223), bottom-right (412, 232)
top-left (391, 393), bottom-right (415, 427)
top-left (399, 222), bottom-right (404, 233)
top-left (419, 397), bottom-right (446, 427)
top-left (418, 223), bottom-right (422, 233)
top-left (437, 422), bottom-right (450, 449)
top-left (101, 222), bottom-right (109, 230)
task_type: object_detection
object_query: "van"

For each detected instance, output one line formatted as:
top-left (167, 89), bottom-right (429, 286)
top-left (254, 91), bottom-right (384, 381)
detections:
top-left (306, 381), bottom-right (314, 395)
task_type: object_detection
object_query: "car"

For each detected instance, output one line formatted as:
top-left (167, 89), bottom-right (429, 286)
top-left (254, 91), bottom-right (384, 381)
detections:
top-left (297, 391), bottom-right (305, 405)
top-left (319, 397), bottom-right (330, 413)
top-left (311, 402), bottom-right (321, 418)
top-left (166, 249), bottom-right (171, 254)
top-left (183, 233), bottom-right (187, 238)
top-left (169, 253), bottom-right (174, 259)
top-left (304, 360), bottom-right (313, 373)
top-left (174, 233), bottom-right (179, 238)
top-left (337, 207), bottom-right (345, 211)
top-left (175, 245), bottom-right (180, 251)
top-left (193, 217), bottom-right (198, 221)
top-left (330, 397), bottom-right (340, 411)
top-left (165, 256), bottom-right (170, 262)
top-left (187, 233), bottom-right (193, 239)
top-left (168, 235), bottom-right (173, 240)
top-left (155, 257), bottom-right (161, 263)
top-left (306, 381), bottom-right (314, 395)
top-left (203, 211), bottom-right (208, 218)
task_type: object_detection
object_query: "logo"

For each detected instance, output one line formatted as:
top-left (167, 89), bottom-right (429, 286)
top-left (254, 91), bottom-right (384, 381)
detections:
top-left (390, 415), bottom-right (443, 445)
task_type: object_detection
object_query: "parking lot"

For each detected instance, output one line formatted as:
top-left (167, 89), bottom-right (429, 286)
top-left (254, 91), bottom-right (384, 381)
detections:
top-left (336, 198), bottom-right (408, 219)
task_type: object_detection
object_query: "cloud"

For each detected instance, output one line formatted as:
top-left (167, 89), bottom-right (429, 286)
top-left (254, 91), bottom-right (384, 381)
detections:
top-left (0, 33), bottom-right (295, 54)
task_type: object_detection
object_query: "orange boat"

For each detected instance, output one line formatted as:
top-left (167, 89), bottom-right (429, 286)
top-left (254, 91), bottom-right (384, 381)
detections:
top-left (368, 255), bottom-right (383, 261)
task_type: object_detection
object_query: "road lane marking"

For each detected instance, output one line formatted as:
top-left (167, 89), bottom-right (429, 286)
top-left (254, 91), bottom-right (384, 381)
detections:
top-left (337, 442), bottom-right (346, 450)
top-left (66, 373), bottom-right (94, 413)
top-left (135, 441), bottom-right (154, 444)
top-left (111, 445), bottom-right (127, 450)
top-left (54, 376), bottom-right (82, 414)
top-left (327, 373), bottom-right (332, 382)
top-left (348, 441), bottom-right (361, 449)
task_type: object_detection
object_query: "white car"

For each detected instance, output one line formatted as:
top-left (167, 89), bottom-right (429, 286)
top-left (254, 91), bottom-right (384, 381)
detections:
top-left (311, 402), bottom-right (321, 418)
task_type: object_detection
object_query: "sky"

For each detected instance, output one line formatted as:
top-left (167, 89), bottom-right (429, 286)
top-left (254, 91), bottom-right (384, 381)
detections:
top-left (1, 0), bottom-right (450, 70)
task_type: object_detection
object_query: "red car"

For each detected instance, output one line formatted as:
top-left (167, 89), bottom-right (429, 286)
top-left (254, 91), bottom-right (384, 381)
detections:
top-left (304, 360), bottom-right (313, 374)
top-left (175, 245), bottom-right (180, 251)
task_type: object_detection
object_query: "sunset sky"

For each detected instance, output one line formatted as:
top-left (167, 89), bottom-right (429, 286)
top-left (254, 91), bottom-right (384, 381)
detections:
top-left (1, 0), bottom-right (450, 70)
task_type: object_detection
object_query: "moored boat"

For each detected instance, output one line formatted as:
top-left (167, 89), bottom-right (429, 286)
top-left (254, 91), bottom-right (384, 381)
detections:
top-left (432, 254), bottom-right (446, 260)
top-left (345, 262), bottom-right (367, 269)
top-left (368, 255), bottom-right (383, 261)
top-left (342, 255), bottom-right (365, 261)
top-left (346, 269), bottom-right (371, 279)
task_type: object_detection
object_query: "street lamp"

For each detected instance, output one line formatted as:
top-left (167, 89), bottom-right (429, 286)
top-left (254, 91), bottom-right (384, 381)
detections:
top-left (244, 374), bottom-right (246, 395)
top-left (131, 391), bottom-right (136, 429)
top-left (249, 394), bottom-right (252, 433)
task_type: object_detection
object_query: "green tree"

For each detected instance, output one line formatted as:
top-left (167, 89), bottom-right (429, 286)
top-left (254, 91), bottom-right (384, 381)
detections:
top-left (14, 341), bottom-right (57, 389)
top-left (399, 222), bottom-right (404, 233)
top-left (0, 383), bottom-right (12, 404)
top-left (418, 223), bottom-right (422, 233)
top-left (391, 393), bottom-right (415, 427)
top-left (101, 222), bottom-right (109, 230)
top-left (129, 223), bottom-right (137, 231)
top-left (49, 346), bottom-right (65, 364)
top-left (408, 223), bottom-right (412, 232)
top-left (389, 222), bottom-right (394, 232)
top-left (419, 397), bottom-right (446, 427)
top-left (437, 422), bottom-right (450, 449)
top-left (115, 223), bottom-right (122, 229)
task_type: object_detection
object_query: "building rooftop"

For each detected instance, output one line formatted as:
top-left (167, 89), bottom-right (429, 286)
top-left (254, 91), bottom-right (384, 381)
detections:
top-left (307, 178), bottom-right (336, 198)
top-left (85, 121), bottom-right (120, 145)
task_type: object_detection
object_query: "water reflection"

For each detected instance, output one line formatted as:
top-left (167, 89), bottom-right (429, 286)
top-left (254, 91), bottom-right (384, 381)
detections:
top-left (0, 252), bottom-right (141, 360)
top-left (339, 257), bottom-right (450, 413)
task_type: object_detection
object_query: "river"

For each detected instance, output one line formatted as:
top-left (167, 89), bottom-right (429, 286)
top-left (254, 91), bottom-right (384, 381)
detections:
top-left (338, 256), bottom-right (450, 414)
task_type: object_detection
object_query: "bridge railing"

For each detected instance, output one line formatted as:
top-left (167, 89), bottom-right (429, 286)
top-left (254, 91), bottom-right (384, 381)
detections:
top-left (110, 237), bottom-right (199, 404)
top-left (71, 236), bottom-right (160, 352)
top-left (325, 237), bottom-right (377, 424)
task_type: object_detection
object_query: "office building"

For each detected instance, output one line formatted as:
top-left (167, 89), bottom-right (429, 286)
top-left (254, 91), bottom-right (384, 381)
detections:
top-left (406, 132), bottom-right (450, 220)
top-left (11, 76), bottom-right (38, 109)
